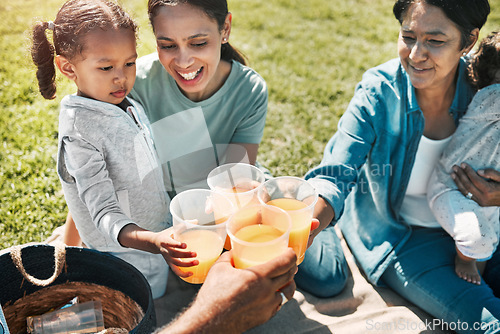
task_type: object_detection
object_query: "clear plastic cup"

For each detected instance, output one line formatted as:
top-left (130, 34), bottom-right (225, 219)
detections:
top-left (227, 204), bottom-right (291, 269)
top-left (207, 163), bottom-right (266, 250)
top-left (27, 300), bottom-right (104, 334)
top-left (207, 163), bottom-right (266, 210)
top-left (170, 189), bottom-right (235, 284)
top-left (258, 177), bottom-right (318, 264)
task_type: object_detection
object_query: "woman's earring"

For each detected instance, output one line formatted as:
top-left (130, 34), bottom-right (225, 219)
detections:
top-left (223, 37), bottom-right (228, 43)
top-left (462, 51), bottom-right (467, 56)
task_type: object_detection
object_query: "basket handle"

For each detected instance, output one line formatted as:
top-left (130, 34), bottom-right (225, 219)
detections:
top-left (10, 242), bottom-right (66, 286)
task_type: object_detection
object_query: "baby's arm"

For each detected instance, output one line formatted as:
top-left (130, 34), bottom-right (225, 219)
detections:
top-left (118, 224), bottom-right (199, 278)
top-left (428, 142), bottom-right (498, 260)
top-left (428, 168), bottom-right (458, 227)
top-left (429, 180), bottom-right (498, 260)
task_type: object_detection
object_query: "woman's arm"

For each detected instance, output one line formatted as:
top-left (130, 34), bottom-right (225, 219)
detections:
top-left (304, 79), bottom-right (379, 229)
top-left (452, 163), bottom-right (500, 206)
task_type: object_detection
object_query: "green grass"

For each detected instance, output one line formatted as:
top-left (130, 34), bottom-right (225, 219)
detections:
top-left (1, 0), bottom-right (499, 249)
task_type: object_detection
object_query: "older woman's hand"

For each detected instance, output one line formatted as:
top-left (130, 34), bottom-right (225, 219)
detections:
top-left (451, 163), bottom-right (500, 207)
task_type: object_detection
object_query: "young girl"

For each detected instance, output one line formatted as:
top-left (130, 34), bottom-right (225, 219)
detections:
top-left (31, 0), bottom-right (196, 299)
top-left (428, 31), bottom-right (500, 285)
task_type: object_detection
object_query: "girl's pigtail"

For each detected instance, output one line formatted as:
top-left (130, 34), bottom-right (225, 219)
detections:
top-left (31, 21), bottom-right (57, 100)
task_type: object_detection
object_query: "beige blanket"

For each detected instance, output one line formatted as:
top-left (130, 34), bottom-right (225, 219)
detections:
top-left (154, 227), bottom-right (452, 333)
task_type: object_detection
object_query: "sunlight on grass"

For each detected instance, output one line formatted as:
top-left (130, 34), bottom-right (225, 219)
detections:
top-left (1, 0), bottom-right (499, 248)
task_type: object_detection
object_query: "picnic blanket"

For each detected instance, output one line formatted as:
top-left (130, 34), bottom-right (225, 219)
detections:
top-left (154, 226), bottom-right (452, 334)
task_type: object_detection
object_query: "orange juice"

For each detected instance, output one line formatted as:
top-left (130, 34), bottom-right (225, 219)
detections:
top-left (215, 186), bottom-right (259, 251)
top-left (267, 198), bottom-right (311, 264)
top-left (232, 224), bottom-right (285, 269)
top-left (176, 229), bottom-right (224, 284)
top-left (210, 209), bottom-right (231, 250)
top-left (235, 224), bottom-right (283, 242)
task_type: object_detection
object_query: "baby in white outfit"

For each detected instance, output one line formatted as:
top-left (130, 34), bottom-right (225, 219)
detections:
top-left (428, 31), bottom-right (500, 285)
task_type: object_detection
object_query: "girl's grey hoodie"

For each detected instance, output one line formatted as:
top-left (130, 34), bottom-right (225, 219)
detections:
top-left (57, 95), bottom-right (171, 297)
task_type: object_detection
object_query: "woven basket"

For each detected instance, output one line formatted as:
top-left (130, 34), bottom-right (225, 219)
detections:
top-left (0, 244), bottom-right (156, 334)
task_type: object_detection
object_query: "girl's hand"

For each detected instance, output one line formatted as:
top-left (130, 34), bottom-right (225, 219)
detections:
top-left (155, 227), bottom-right (199, 278)
top-left (451, 163), bottom-right (500, 207)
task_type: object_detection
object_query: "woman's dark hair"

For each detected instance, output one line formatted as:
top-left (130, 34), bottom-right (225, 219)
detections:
top-left (147, 0), bottom-right (247, 65)
top-left (468, 31), bottom-right (500, 89)
top-left (31, 0), bottom-right (137, 100)
top-left (393, 0), bottom-right (490, 49)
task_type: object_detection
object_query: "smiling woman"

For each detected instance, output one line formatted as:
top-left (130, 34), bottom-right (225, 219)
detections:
top-left (151, 3), bottom-right (232, 102)
top-left (129, 0), bottom-right (269, 196)
top-left (397, 4), bottom-right (476, 92)
top-left (395, 2), bottom-right (482, 141)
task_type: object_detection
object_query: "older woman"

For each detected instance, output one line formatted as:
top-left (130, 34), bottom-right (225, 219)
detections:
top-left (297, 0), bottom-right (500, 331)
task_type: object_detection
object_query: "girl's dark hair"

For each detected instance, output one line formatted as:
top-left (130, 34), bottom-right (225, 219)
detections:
top-left (147, 0), bottom-right (247, 65)
top-left (31, 0), bottom-right (137, 100)
top-left (468, 31), bottom-right (500, 89)
top-left (393, 0), bottom-right (490, 49)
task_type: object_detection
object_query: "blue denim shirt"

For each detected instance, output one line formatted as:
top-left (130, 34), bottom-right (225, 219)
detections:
top-left (305, 57), bottom-right (475, 285)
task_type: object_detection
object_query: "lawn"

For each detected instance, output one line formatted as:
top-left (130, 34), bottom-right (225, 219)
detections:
top-left (1, 0), bottom-right (499, 249)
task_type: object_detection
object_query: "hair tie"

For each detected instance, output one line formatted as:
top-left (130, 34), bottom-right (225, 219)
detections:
top-left (47, 21), bottom-right (55, 31)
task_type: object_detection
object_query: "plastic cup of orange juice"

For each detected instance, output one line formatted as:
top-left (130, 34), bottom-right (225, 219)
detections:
top-left (207, 163), bottom-right (266, 210)
top-left (170, 189), bottom-right (235, 284)
top-left (207, 163), bottom-right (266, 249)
top-left (258, 177), bottom-right (318, 264)
top-left (226, 204), bottom-right (291, 269)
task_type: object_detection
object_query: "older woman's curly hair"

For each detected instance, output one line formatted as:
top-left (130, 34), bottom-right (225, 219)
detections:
top-left (468, 31), bottom-right (500, 89)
